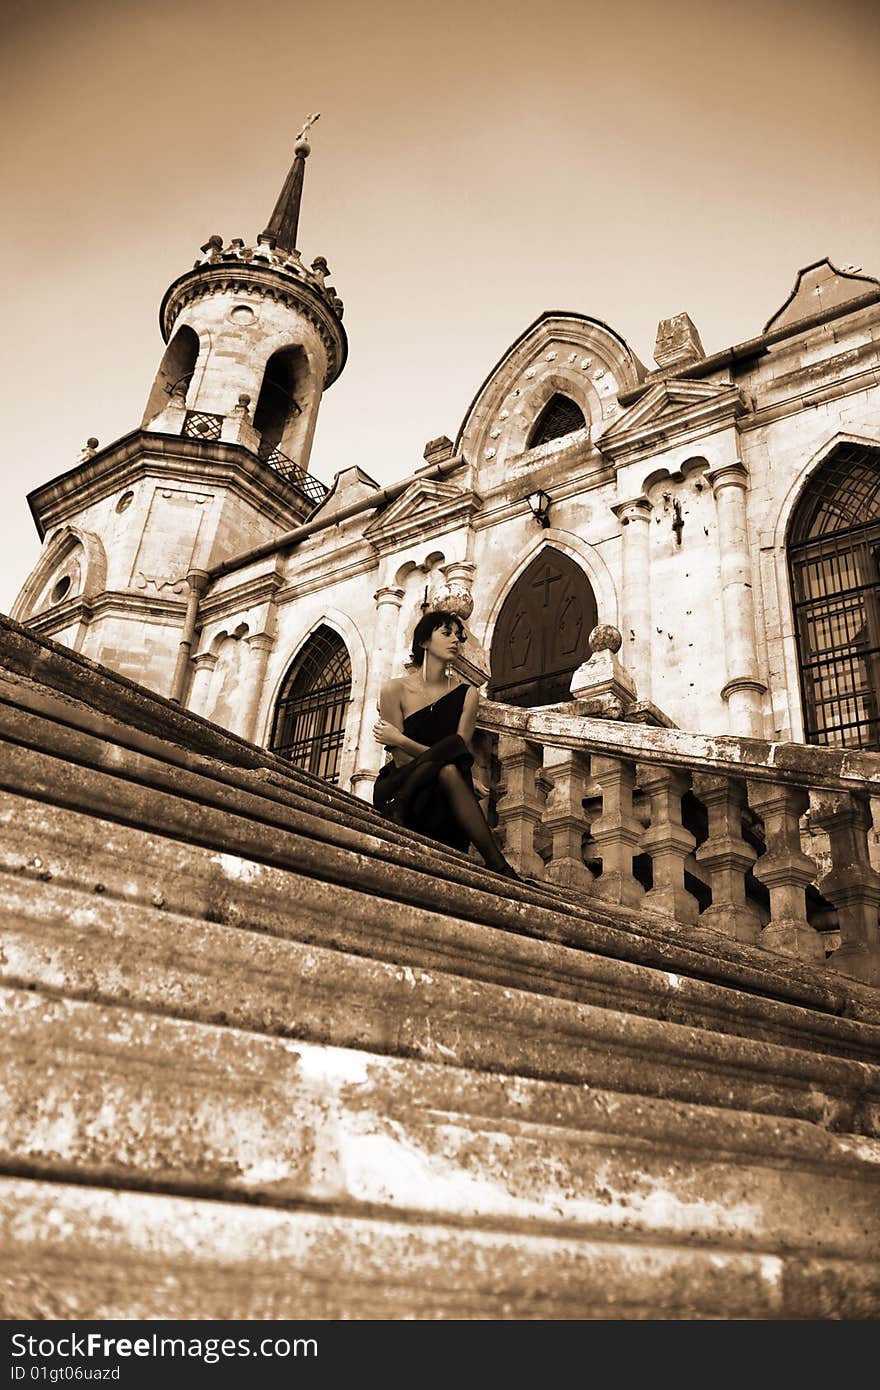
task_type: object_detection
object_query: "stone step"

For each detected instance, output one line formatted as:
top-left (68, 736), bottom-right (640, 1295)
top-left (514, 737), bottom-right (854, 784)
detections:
top-left (2, 1177), bottom-right (878, 1320)
top-left (3, 615), bottom-right (880, 1320)
top-left (3, 986), bottom-right (878, 1258)
top-left (2, 674), bottom-right (877, 1024)
top-left (3, 858), bottom-right (880, 1133)
top-left (3, 857), bottom-right (878, 1071)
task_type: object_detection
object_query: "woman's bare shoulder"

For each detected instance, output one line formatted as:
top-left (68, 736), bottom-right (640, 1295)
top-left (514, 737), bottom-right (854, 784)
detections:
top-left (379, 674), bottom-right (411, 706)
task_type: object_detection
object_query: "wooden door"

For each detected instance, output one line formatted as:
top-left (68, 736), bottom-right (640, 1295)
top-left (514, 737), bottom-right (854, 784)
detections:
top-left (489, 548), bottom-right (597, 706)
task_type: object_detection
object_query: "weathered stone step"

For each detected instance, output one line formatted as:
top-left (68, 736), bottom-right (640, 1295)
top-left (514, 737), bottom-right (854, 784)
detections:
top-left (3, 878), bottom-right (880, 1141)
top-left (1, 1177), bottom-right (878, 1320)
top-left (3, 863), bottom-right (880, 1086)
top-left (2, 688), bottom-right (877, 1024)
top-left (3, 987), bottom-right (878, 1258)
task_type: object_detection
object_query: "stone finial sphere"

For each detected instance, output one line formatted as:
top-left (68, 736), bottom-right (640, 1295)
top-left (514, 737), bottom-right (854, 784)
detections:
top-left (432, 586), bottom-right (474, 621)
top-left (588, 623), bottom-right (622, 654)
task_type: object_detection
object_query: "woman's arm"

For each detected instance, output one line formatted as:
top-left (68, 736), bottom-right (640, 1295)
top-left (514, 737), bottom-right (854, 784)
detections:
top-left (455, 684), bottom-right (480, 749)
top-left (375, 681), bottom-right (429, 765)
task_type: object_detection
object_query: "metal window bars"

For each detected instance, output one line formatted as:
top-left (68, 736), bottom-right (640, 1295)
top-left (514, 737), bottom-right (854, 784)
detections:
top-left (269, 626), bottom-right (352, 784)
top-left (789, 444), bottom-right (880, 749)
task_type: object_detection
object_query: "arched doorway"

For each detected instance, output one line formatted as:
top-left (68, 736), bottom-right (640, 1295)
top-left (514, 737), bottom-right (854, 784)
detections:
top-left (788, 442), bottom-right (880, 749)
top-left (269, 626), bottom-right (352, 782)
top-left (489, 547), bottom-right (597, 706)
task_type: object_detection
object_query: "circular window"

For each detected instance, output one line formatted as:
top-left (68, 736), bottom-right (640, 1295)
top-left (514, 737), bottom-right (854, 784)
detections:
top-left (229, 305), bottom-right (255, 325)
top-left (50, 575), bottom-right (72, 604)
top-left (116, 490), bottom-right (134, 514)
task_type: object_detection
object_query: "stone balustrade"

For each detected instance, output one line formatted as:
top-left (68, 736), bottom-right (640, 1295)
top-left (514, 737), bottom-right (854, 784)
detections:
top-left (475, 700), bottom-right (880, 987)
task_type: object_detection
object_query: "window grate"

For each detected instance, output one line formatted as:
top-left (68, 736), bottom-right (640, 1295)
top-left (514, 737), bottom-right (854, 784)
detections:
top-left (269, 627), bottom-right (352, 783)
top-left (789, 443), bottom-right (880, 749)
top-left (182, 411), bottom-right (223, 441)
top-left (527, 395), bottom-right (586, 449)
top-left (258, 441), bottom-right (329, 508)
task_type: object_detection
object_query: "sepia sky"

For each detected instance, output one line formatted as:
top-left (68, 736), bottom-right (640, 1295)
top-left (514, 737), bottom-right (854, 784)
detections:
top-left (1, 0), bottom-right (878, 611)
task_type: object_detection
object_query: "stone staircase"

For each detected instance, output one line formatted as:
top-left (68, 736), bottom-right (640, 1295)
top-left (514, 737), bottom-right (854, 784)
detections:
top-left (0, 615), bottom-right (878, 1319)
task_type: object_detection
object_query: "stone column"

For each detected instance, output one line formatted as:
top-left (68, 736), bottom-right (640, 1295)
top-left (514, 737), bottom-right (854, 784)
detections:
top-left (495, 735), bottom-right (545, 879)
top-left (188, 652), bottom-right (218, 717)
top-left (692, 773), bottom-right (761, 943)
top-left (541, 747), bottom-right (592, 889)
top-left (238, 632), bottom-right (275, 743)
top-left (639, 765), bottom-right (698, 923)
top-left (611, 497), bottom-right (653, 703)
top-left (351, 585), bottom-right (405, 801)
top-left (748, 781), bottom-right (824, 962)
top-left (706, 462), bottom-right (766, 738)
top-left (590, 754), bottom-right (644, 908)
top-left (810, 790), bottom-right (880, 986)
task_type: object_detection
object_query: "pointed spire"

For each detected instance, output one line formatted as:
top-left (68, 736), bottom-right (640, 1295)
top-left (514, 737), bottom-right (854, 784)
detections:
top-left (259, 114), bottom-right (321, 256)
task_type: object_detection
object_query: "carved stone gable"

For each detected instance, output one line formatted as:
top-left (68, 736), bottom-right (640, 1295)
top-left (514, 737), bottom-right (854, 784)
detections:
top-left (363, 479), bottom-right (482, 553)
top-left (597, 380), bottom-right (748, 463)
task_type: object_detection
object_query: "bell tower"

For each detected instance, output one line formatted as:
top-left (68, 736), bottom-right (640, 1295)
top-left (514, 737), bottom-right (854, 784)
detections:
top-left (142, 127), bottom-right (346, 488)
top-left (12, 128), bottom-right (347, 694)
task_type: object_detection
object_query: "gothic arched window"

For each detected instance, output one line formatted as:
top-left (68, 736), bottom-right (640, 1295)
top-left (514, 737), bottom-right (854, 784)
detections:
top-left (489, 547), bottom-right (597, 706)
top-left (270, 626), bottom-right (352, 782)
top-left (527, 394), bottom-right (586, 449)
top-left (788, 442), bottom-right (880, 749)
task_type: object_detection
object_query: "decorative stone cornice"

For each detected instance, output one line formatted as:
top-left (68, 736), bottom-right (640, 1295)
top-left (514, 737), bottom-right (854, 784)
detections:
top-left (27, 431), bottom-right (313, 539)
top-left (159, 256), bottom-right (347, 388)
top-left (199, 567), bottom-right (287, 622)
top-left (597, 381), bottom-right (749, 465)
top-left (363, 480), bottom-right (483, 555)
top-left (27, 591), bottom-right (189, 633)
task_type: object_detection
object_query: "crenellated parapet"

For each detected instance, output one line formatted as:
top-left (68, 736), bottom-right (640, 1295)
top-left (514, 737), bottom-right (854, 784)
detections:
top-left (160, 238), bottom-right (347, 389)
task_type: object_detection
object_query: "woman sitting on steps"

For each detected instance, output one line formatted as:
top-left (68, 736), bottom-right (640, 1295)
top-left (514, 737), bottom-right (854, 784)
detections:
top-left (372, 609), bottom-right (520, 879)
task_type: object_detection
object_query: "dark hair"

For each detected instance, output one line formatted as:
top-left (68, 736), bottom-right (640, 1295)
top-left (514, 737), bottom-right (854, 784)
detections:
top-left (409, 609), bottom-right (466, 666)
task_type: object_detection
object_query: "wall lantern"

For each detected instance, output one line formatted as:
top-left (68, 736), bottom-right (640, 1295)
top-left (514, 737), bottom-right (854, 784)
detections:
top-left (526, 489), bottom-right (552, 528)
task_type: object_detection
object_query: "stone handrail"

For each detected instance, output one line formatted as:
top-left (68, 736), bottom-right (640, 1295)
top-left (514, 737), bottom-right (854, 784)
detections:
top-left (475, 699), bottom-right (880, 988)
top-left (477, 699), bottom-right (880, 794)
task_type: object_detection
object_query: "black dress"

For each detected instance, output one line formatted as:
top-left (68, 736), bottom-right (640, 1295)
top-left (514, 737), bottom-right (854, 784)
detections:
top-left (372, 683), bottom-right (474, 852)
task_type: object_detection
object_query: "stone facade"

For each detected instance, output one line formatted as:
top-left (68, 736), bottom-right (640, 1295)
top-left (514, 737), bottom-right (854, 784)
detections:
top-left (10, 200), bottom-right (880, 796)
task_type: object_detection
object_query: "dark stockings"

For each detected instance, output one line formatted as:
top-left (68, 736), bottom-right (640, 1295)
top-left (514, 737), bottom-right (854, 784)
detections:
top-left (436, 763), bottom-right (512, 874)
top-left (388, 734), bottom-right (517, 876)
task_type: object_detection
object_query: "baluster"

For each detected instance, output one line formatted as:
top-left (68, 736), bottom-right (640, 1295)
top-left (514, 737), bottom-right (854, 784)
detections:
top-left (692, 773), bottom-right (761, 943)
top-left (638, 765), bottom-right (698, 923)
top-left (809, 790), bottom-right (880, 986)
top-left (747, 781), bottom-right (824, 962)
top-left (590, 755), bottom-right (644, 907)
top-left (541, 747), bottom-right (592, 889)
top-left (494, 735), bottom-right (545, 879)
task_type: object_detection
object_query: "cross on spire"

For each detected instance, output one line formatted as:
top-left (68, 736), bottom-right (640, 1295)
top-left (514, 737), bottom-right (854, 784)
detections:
top-left (259, 115), bottom-right (322, 255)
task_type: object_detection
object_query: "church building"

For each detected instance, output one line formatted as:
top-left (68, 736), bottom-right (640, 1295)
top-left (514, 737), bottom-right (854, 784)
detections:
top-left (11, 141), bottom-right (880, 798)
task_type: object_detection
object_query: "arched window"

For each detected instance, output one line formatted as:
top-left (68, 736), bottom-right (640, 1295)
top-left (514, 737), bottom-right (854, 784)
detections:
top-left (489, 548), bottom-right (597, 706)
top-left (254, 346), bottom-right (307, 461)
top-left (270, 626), bottom-right (352, 782)
top-left (141, 325), bottom-right (200, 426)
top-left (788, 442), bottom-right (880, 749)
top-left (527, 394), bottom-right (586, 449)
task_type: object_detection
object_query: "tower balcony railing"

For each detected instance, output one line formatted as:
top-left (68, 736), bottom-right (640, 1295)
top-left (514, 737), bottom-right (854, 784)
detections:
top-left (257, 441), bottom-right (329, 508)
top-left (473, 700), bottom-right (880, 988)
